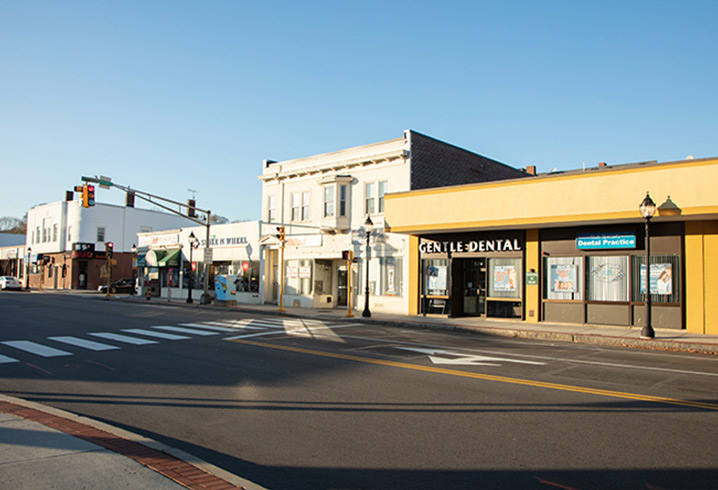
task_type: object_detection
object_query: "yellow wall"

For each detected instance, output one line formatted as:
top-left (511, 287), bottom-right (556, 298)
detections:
top-left (386, 158), bottom-right (718, 233)
top-left (525, 229), bottom-right (540, 323)
top-left (685, 221), bottom-right (718, 334)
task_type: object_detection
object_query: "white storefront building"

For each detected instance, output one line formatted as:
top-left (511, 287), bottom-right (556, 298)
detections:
top-left (136, 221), bottom-right (263, 304)
top-left (259, 130), bottom-right (527, 315)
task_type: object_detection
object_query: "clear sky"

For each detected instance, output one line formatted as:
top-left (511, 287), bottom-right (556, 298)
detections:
top-left (2, 0), bottom-right (716, 222)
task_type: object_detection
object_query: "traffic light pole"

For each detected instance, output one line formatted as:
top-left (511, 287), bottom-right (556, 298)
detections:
top-left (81, 176), bottom-right (213, 305)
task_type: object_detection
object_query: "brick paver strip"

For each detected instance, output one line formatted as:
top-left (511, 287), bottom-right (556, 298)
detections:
top-left (0, 400), bottom-right (246, 490)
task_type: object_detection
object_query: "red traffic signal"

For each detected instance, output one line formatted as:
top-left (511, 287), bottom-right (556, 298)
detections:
top-left (82, 184), bottom-right (96, 207)
top-left (105, 242), bottom-right (114, 257)
top-left (242, 261), bottom-right (250, 272)
top-left (191, 261), bottom-right (197, 272)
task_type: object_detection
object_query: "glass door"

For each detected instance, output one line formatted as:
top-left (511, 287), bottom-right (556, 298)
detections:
top-left (462, 259), bottom-right (486, 316)
top-left (337, 269), bottom-right (348, 306)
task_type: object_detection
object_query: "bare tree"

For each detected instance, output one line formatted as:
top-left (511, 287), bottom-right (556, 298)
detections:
top-left (0, 216), bottom-right (26, 234)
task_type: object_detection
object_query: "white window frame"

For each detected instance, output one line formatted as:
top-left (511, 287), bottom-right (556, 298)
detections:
top-left (97, 227), bottom-right (105, 242)
top-left (268, 195), bottom-right (277, 223)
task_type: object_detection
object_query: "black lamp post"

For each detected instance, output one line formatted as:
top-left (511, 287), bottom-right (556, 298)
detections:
top-left (640, 192), bottom-right (657, 339)
top-left (25, 247), bottom-right (31, 290)
top-left (186, 231), bottom-right (200, 304)
top-left (362, 215), bottom-right (374, 318)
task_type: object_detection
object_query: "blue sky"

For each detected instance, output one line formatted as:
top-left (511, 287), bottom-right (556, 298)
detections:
top-left (2, 0), bottom-right (717, 222)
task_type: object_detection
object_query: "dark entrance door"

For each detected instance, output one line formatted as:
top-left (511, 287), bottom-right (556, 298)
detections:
top-left (337, 269), bottom-right (348, 307)
top-left (462, 259), bottom-right (486, 316)
top-left (78, 261), bottom-right (88, 289)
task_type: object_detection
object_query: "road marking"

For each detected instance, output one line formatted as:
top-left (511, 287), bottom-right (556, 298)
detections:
top-left (229, 339), bottom-right (718, 412)
top-left (49, 336), bottom-right (120, 351)
top-left (396, 346), bottom-right (546, 366)
top-left (122, 329), bottom-right (190, 340)
top-left (89, 332), bottom-right (158, 345)
top-left (0, 354), bottom-right (19, 363)
top-left (178, 323), bottom-right (241, 332)
top-left (153, 326), bottom-right (218, 336)
top-left (199, 321), bottom-right (265, 330)
top-left (1, 340), bottom-right (73, 357)
top-left (224, 323), bottom-right (361, 340)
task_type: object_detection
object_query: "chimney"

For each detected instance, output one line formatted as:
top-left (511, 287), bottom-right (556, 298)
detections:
top-left (526, 165), bottom-right (537, 175)
top-left (598, 162), bottom-right (607, 167)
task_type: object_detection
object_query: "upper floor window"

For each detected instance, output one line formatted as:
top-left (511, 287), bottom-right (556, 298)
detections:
top-left (365, 180), bottom-right (387, 215)
top-left (324, 185), bottom-right (335, 217)
top-left (268, 195), bottom-right (277, 223)
top-left (339, 184), bottom-right (347, 216)
top-left (52, 224), bottom-right (58, 242)
top-left (291, 192), bottom-right (311, 222)
top-left (97, 227), bottom-right (105, 242)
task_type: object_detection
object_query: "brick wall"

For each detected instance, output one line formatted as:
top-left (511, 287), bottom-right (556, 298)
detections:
top-left (408, 131), bottom-right (528, 190)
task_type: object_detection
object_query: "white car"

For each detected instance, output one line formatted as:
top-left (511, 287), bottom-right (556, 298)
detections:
top-left (0, 276), bottom-right (22, 291)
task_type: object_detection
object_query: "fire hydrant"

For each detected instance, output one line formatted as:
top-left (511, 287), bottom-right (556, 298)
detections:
top-left (145, 288), bottom-right (151, 301)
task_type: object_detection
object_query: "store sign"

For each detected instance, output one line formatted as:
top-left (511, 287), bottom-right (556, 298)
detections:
top-left (138, 234), bottom-right (180, 247)
top-left (201, 235), bottom-right (248, 247)
top-left (420, 238), bottom-right (522, 254)
top-left (286, 234), bottom-right (323, 247)
top-left (72, 242), bottom-right (96, 259)
top-left (577, 234), bottom-right (635, 250)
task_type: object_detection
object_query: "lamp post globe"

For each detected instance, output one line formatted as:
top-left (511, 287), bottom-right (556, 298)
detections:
top-left (640, 192), bottom-right (656, 339)
top-left (362, 216), bottom-right (374, 318)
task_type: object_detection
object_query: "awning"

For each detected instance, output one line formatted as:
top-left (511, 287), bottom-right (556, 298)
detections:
top-left (144, 248), bottom-right (182, 267)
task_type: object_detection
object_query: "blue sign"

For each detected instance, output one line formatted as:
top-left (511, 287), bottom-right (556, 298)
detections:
top-left (577, 234), bottom-right (636, 250)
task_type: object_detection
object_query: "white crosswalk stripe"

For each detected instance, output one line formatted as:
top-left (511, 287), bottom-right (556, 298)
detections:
top-left (153, 326), bottom-right (218, 336)
top-left (178, 323), bottom-right (240, 332)
top-left (1, 340), bottom-right (73, 357)
top-left (0, 354), bottom-right (19, 364)
top-left (49, 336), bottom-right (120, 351)
top-left (122, 328), bottom-right (190, 340)
top-left (89, 332), bottom-right (158, 345)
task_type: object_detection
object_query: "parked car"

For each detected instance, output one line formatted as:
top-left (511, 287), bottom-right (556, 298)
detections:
top-left (0, 276), bottom-right (22, 291)
top-left (98, 278), bottom-right (136, 294)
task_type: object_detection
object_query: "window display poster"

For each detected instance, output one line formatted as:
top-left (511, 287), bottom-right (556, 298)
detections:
top-left (493, 265), bottom-right (518, 292)
top-left (426, 264), bottom-right (447, 292)
top-left (386, 259), bottom-right (396, 295)
top-left (640, 263), bottom-right (673, 295)
top-left (286, 264), bottom-right (298, 278)
top-left (550, 264), bottom-right (577, 293)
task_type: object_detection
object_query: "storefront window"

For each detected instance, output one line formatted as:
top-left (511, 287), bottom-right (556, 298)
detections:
top-left (380, 257), bottom-right (402, 296)
top-left (587, 256), bottom-right (629, 301)
top-left (286, 259), bottom-right (312, 295)
top-left (423, 259), bottom-right (448, 296)
top-left (632, 254), bottom-right (679, 304)
top-left (488, 258), bottom-right (522, 299)
top-left (545, 257), bottom-right (583, 300)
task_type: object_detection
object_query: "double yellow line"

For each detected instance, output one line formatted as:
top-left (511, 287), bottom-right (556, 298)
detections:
top-left (230, 338), bottom-right (718, 411)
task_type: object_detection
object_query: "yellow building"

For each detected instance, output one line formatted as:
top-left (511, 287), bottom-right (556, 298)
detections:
top-left (385, 157), bottom-right (718, 335)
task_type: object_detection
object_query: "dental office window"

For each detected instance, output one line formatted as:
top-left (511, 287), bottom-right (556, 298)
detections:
top-left (545, 257), bottom-right (583, 300)
top-left (632, 254), bottom-right (680, 304)
top-left (587, 256), bottom-right (629, 302)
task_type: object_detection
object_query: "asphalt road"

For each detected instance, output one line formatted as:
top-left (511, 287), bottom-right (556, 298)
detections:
top-left (1, 292), bottom-right (717, 490)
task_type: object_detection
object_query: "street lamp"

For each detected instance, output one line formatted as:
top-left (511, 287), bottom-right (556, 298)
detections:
top-left (362, 215), bottom-right (374, 318)
top-left (640, 192), bottom-right (657, 339)
top-left (131, 244), bottom-right (137, 295)
top-left (186, 231), bottom-right (200, 304)
top-left (25, 247), bottom-right (31, 290)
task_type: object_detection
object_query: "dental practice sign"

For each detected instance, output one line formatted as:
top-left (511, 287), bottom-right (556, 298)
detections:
top-left (577, 233), bottom-right (636, 250)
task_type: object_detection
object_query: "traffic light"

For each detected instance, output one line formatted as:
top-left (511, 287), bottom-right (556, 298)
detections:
top-left (342, 250), bottom-right (353, 261)
top-left (276, 226), bottom-right (285, 242)
top-left (105, 241), bottom-right (114, 258)
top-left (187, 199), bottom-right (196, 218)
top-left (125, 191), bottom-right (135, 207)
top-left (82, 184), bottom-right (96, 207)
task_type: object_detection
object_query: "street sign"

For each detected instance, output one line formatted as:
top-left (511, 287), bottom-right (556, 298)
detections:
top-left (203, 248), bottom-right (213, 263)
top-left (99, 176), bottom-right (113, 189)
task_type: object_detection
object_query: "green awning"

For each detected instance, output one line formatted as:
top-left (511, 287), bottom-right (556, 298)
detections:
top-left (144, 248), bottom-right (182, 267)
top-left (157, 248), bottom-right (181, 267)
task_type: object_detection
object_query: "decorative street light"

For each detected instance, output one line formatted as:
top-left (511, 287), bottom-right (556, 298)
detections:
top-left (186, 231), bottom-right (200, 304)
top-left (362, 215), bottom-right (374, 318)
top-left (131, 244), bottom-right (137, 295)
top-left (25, 247), bottom-right (31, 290)
top-left (640, 192), bottom-right (657, 339)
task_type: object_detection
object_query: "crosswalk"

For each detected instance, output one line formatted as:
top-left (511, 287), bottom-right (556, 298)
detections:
top-left (0, 317), bottom-right (356, 365)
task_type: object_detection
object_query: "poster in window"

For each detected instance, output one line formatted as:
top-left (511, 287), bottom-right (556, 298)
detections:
top-left (640, 263), bottom-right (672, 295)
top-left (550, 264), bottom-right (577, 293)
top-left (286, 264), bottom-right (298, 278)
top-left (493, 265), bottom-right (518, 292)
top-left (426, 265), bottom-right (447, 292)
top-left (386, 259), bottom-right (396, 295)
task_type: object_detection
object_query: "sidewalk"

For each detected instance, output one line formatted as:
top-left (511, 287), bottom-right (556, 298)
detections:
top-left (0, 394), bottom-right (267, 490)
